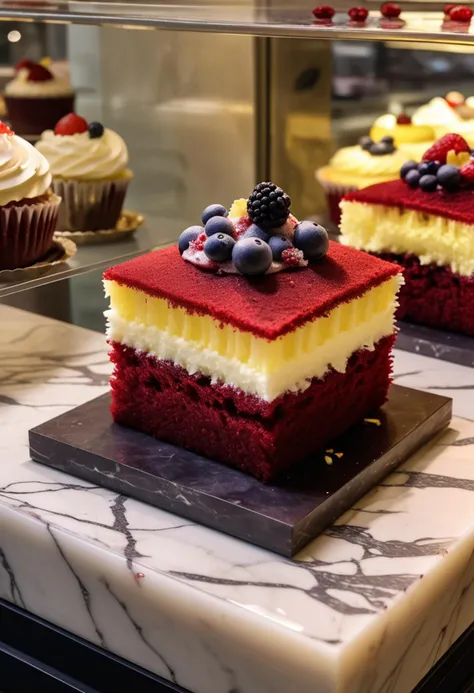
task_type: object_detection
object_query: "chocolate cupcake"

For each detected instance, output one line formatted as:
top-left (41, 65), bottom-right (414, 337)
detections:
top-left (0, 122), bottom-right (60, 270)
top-left (5, 59), bottom-right (75, 137)
top-left (36, 113), bottom-right (132, 232)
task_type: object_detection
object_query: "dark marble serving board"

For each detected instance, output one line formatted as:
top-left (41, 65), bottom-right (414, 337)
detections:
top-left (397, 322), bottom-right (474, 368)
top-left (28, 385), bottom-right (452, 557)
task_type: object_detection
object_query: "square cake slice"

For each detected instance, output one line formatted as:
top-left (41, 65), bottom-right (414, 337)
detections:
top-left (340, 150), bottom-right (474, 335)
top-left (104, 241), bottom-right (402, 482)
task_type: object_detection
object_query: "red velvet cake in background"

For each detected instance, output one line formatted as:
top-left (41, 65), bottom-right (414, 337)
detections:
top-left (103, 182), bottom-right (402, 482)
top-left (340, 133), bottom-right (474, 335)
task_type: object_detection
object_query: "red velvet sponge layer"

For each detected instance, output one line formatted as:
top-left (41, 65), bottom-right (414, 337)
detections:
top-left (377, 252), bottom-right (474, 335)
top-left (344, 179), bottom-right (474, 226)
top-left (109, 336), bottom-right (395, 482)
top-left (103, 242), bottom-right (400, 340)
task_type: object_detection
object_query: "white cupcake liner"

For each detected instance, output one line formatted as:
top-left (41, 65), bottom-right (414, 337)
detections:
top-left (52, 174), bottom-right (132, 232)
top-left (0, 193), bottom-right (61, 270)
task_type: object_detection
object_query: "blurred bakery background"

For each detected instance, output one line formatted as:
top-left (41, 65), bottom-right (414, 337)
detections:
top-left (3, 20), bottom-right (474, 328)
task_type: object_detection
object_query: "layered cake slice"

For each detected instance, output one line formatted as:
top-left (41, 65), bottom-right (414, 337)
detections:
top-left (104, 183), bottom-right (402, 482)
top-left (340, 134), bottom-right (474, 335)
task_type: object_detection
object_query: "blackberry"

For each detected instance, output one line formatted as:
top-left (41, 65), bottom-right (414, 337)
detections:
top-left (247, 182), bottom-right (291, 230)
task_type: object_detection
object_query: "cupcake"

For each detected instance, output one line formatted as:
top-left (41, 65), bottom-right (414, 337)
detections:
top-left (5, 59), bottom-right (75, 137)
top-left (36, 113), bottom-right (132, 232)
top-left (0, 121), bottom-right (60, 270)
top-left (317, 134), bottom-right (412, 225)
top-left (370, 113), bottom-right (436, 161)
top-left (412, 93), bottom-right (474, 146)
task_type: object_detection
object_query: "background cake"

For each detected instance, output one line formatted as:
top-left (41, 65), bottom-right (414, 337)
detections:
top-left (36, 113), bottom-right (131, 231)
top-left (5, 58), bottom-right (75, 136)
top-left (317, 133), bottom-right (420, 225)
top-left (340, 133), bottom-right (474, 335)
top-left (104, 183), bottom-right (402, 481)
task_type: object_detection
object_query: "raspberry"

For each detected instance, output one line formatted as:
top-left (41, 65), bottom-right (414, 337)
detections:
top-left (422, 134), bottom-right (470, 164)
top-left (190, 232), bottom-right (206, 252)
top-left (15, 58), bottom-right (34, 71)
top-left (348, 6), bottom-right (368, 20)
top-left (54, 113), bottom-right (89, 136)
top-left (449, 5), bottom-right (473, 21)
top-left (444, 3), bottom-right (457, 13)
top-left (281, 247), bottom-right (304, 267)
top-left (312, 4), bottom-right (335, 18)
top-left (460, 161), bottom-right (474, 182)
top-left (380, 2), bottom-right (401, 17)
top-left (233, 215), bottom-right (252, 238)
top-left (396, 113), bottom-right (411, 125)
top-left (0, 122), bottom-right (13, 136)
top-left (26, 64), bottom-right (53, 82)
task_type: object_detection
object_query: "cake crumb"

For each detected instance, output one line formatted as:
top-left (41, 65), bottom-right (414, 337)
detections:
top-left (335, 452), bottom-right (343, 458)
top-left (364, 418), bottom-right (381, 426)
top-left (324, 455), bottom-right (333, 465)
top-left (289, 280), bottom-right (295, 287)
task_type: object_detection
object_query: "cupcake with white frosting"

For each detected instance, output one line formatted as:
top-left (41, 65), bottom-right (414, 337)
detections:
top-left (0, 121), bottom-right (60, 270)
top-left (36, 113), bottom-right (132, 232)
top-left (5, 59), bottom-right (75, 136)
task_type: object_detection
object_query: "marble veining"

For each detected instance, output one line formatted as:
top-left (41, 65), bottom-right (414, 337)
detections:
top-left (1, 305), bottom-right (474, 693)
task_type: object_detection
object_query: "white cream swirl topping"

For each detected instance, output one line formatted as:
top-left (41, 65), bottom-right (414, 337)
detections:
top-left (0, 133), bottom-right (51, 206)
top-left (5, 68), bottom-right (73, 98)
top-left (36, 129), bottom-right (129, 181)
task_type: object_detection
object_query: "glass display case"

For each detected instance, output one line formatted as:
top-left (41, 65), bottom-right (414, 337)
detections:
top-left (2, 4), bottom-right (474, 693)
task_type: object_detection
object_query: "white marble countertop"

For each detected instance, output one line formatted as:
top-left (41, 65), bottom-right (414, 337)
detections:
top-left (1, 304), bottom-right (474, 693)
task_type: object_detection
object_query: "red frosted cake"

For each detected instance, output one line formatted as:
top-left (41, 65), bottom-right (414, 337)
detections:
top-left (340, 133), bottom-right (474, 335)
top-left (104, 183), bottom-right (402, 481)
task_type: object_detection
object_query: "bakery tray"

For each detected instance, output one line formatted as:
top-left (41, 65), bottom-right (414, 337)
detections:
top-left (28, 384), bottom-right (451, 557)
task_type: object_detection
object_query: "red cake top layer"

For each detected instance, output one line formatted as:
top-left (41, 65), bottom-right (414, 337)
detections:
top-left (344, 179), bottom-right (474, 225)
top-left (103, 242), bottom-right (399, 340)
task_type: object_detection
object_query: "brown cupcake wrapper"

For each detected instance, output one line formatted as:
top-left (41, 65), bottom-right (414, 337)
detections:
top-left (0, 194), bottom-right (61, 271)
top-left (52, 176), bottom-right (131, 232)
top-left (316, 170), bottom-right (359, 226)
top-left (5, 95), bottom-right (75, 136)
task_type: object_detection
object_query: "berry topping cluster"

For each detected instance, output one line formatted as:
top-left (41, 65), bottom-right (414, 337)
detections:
top-left (312, 5), bottom-right (335, 19)
top-left (54, 113), bottom-right (105, 139)
top-left (359, 134), bottom-right (396, 156)
top-left (15, 58), bottom-right (54, 82)
top-left (348, 7), bottom-right (369, 21)
top-left (400, 134), bottom-right (473, 193)
top-left (0, 122), bottom-right (13, 136)
top-left (380, 2), bottom-right (401, 18)
top-left (179, 182), bottom-right (329, 277)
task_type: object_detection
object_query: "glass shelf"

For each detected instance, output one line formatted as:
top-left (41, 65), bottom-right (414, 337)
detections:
top-left (0, 215), bottom-right (184, 299)
top-left (0, 1), bottom-right (473, 45)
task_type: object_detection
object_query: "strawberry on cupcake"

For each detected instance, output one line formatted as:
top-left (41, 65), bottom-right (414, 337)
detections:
top-left (36, 113), bottom-right (132, 232)
top-left (0, 121), bottom-right (61, 270)
top-left (5, 58), bottom-right (75, 136)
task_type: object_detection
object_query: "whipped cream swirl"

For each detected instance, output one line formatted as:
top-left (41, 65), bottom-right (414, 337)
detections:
top-left (5, 68), bottom-right (73, 98)
top-left (0, 133), bottom-right (51, 206)
top-left (36, 129), bottom-right (129, 181)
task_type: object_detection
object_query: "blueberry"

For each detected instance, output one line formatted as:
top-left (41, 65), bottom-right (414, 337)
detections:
top-left (359, 136), bottom-right (373, 151)
top-left (88, 121), bottom-right (104, 139)
top-left (381, 135), bottom-right (394, 145)
top-left (268, 234), bottom-right (293, 261)
top-left (178, 225), bottom-right (203, 254)
top-left (205, 216), bottom-right (235, 237)
top-left (239, 223), bottom-right (270, 242)
top-left (400, 160), bottom-right (418, 179)
top-left (419, 174), bottom-right (438, 193)
top-left (204, 233), bottom-right (235, 262)
top-left (294, 221), bottom-right (329, 261)
top-left (232, 238), bottom-right (272, 276)
top-left (405, 169), bottom-right (421, 189)
top-left (370, 142), bottom-right (394, 156)
top-left (418, 160), bottom-right (439, 177)
top-left (201, 204), bottom-right (228, 225)
top-left (437, 164), bottom-right (462, 192)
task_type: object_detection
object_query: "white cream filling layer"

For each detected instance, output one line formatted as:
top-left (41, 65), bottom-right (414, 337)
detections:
top-left (106, 281), bottom-right (401, 402)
